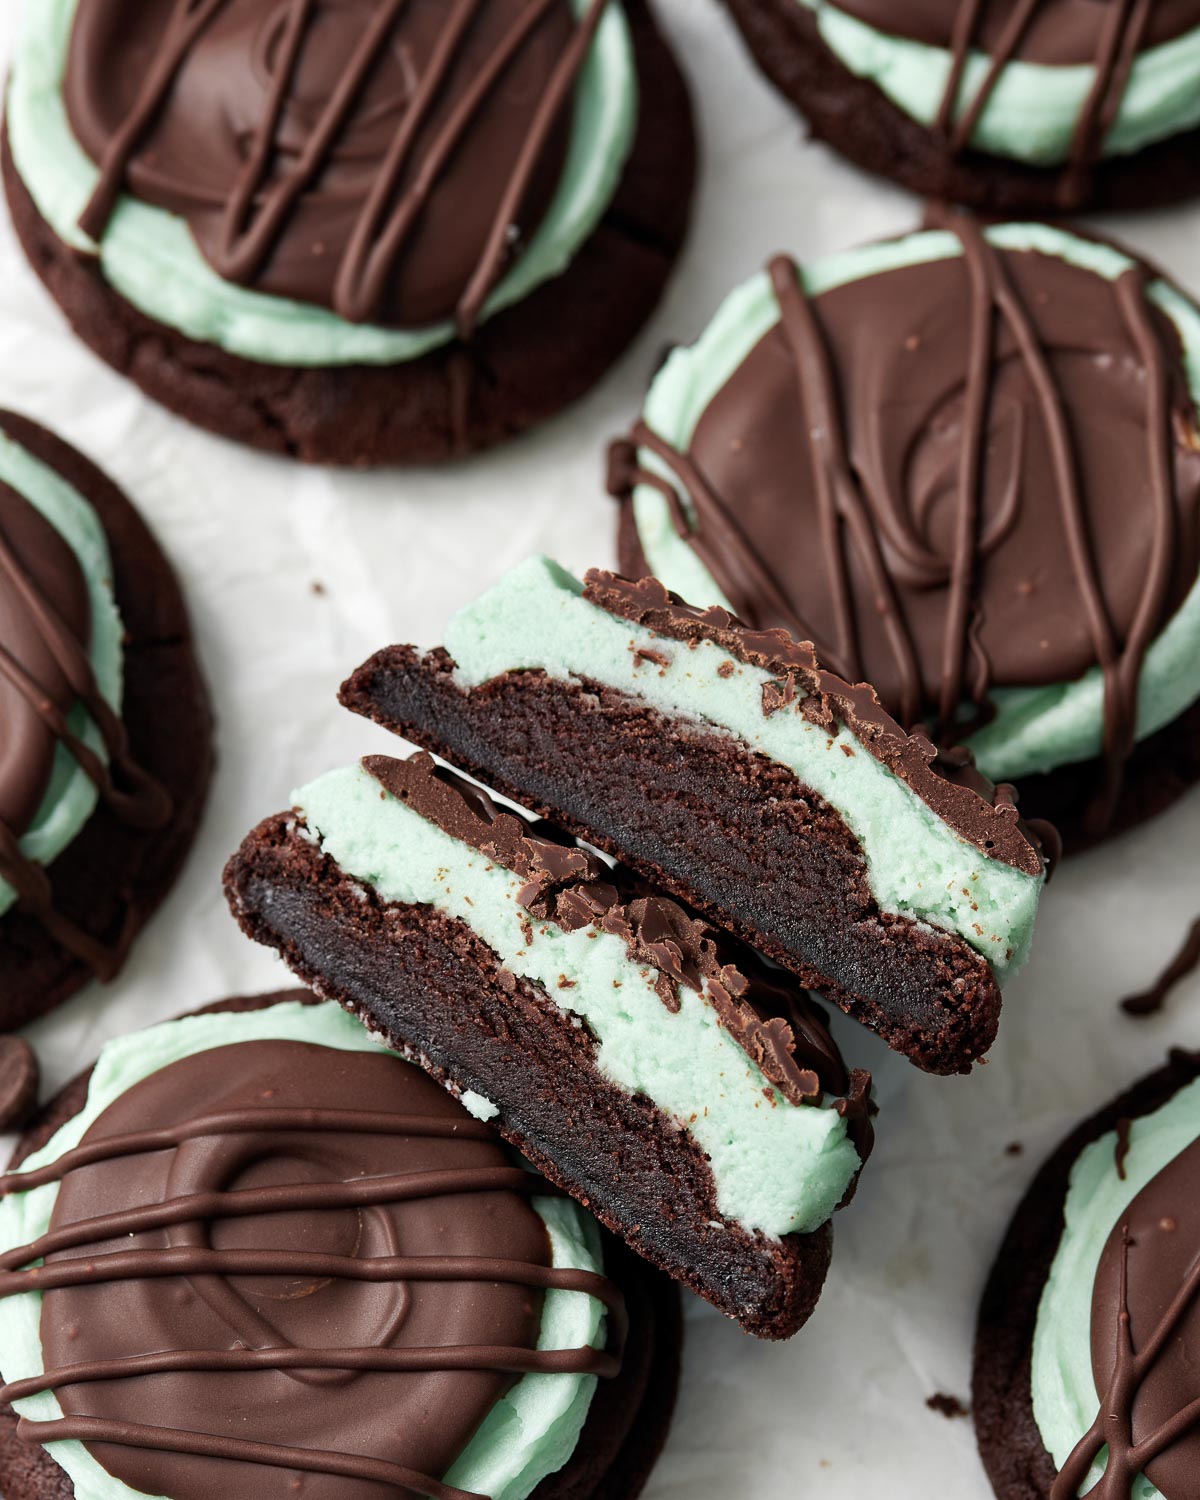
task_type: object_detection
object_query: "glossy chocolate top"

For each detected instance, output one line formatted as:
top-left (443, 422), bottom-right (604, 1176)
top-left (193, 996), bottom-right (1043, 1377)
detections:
top-left (1053, 1123), bottom-right (1200, 1498)
top-left (0, 1034), bottom-right (623, 1499)
top-left (64, 0), bottom-right (607, 331)
top-left (614, 227), bottom-right (1200, 824)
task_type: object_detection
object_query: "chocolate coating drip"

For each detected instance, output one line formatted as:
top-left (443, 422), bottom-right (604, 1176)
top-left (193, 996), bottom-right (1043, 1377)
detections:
top-left (611, 225), bottom-right (1200, 831)
top-left (0, 474), bottom-right (171, 975)
top-left (65, 0), bottom-right (610, 333)
top-left (0, 1038), bottom-right (624, 1500)
top-left (1053, 1132), bottom-right (1200, 1498)
top-left (363, 750), bottom-right (867, 1117)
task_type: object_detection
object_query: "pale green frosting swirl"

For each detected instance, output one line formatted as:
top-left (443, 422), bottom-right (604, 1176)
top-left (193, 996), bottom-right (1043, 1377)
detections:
top-left (0, 426), bottom-right (123, 918)
top-left (294, 762), bottom-right (865, 1239)
top-left (7, 0), bottom-right (636, 367)
top-left (0, 1001), bottom-right (606, 1500)
top-left (632, 222), bottom-right (1200, 786)
top-left (798, 0), bottom-right (1200, 165)
top-left (1031, 1076), bottom-right (1200, 1499)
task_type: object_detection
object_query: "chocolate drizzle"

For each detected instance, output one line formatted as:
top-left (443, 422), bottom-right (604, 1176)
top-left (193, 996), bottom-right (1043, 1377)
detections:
top-left (610, 221), bottom-right (1200, 832)
top-left (0, 1035), bottom-right (624, 1500)
top-left (1121, 916), bottom-right (1200, 1018)
top-left (65, 0), bottom-right (610, 333)
top-left (362, 750), bottom-right (868, 1118)
top-left (831, 0), bottom-right (1199, 204)
top-left (1053, 1132), bottom-right (1200, 1499)
top-left (0, 477), bottom-right (171, 975)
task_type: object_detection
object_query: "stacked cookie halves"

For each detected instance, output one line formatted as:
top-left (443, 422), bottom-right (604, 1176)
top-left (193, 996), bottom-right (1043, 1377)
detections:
top-left (225, 553), bottom-right (1055, 1343)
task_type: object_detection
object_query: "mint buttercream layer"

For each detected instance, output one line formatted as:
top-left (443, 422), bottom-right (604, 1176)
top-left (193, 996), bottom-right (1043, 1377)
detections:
top-left (1031, 1078), bottom-right (1200, 1500)
top-left (8, 0), bottom-right (636, 369)
top-left (0, 1002), bottom-right (604, 1500)
top-left (633, 222), bottom-right (1200, 784)
top-left (797, 0), bottom-right (1200, 165)
top-left (0, 427), bottom-right (123, 918)
top-left (443, 556), bottom-right (1042, 976)
top-left (295, 764), bottom-right (863, 1239)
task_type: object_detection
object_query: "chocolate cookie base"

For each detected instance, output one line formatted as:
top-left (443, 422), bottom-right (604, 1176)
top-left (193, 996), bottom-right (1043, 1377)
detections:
top-left (225, 820), bottom-right (836, 1339)
top-left (720, 0), bottom-right (1200, 213)
top-left (618, 499), bottom-right (1200, 856)
top-left (0, 989), bottom-right (683, 1500)
top-left (340, 646), bottom-right (1003, 1075)
top-left (972, 1048), bottom-right (1200, 1499)
top-left (2, 1), bottom-right (694, 466)
top-left (0, 412), bottom-right (213, 1029)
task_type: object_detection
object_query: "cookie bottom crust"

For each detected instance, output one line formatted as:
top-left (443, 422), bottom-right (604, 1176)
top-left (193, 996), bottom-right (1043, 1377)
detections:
top-left (972, 1049), bottom-right (1200, 1500)
top-left (0, 990), bottom-right (684, 1500)
top-left (225, 822), bottom-right (836, 1340)
top-left (0, 411), bottom-right (213, 1029)
top-left (720, 0), bottom-right (1200, 214)
top-left (2, 0), bottom-right (695, 466)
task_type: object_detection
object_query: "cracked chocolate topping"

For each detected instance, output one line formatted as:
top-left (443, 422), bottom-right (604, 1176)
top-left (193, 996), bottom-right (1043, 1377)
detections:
top-left (64, 0), bottom-right (611, 333)
top-left (0, 419), bottom-right (171, 975)
top-left (0, 1030), bottom-right (624, 1500)
top-left (583, 569), bottom-right (1052, 878)
top-left (1053, 1117), bottom-right (1200, 1498)
top-left (611, 220), bottom-right (1200, 832)
top-left (836, 0), bottom-right (1200, 202)
top-left (362, 750), bottom-right (869, 1124)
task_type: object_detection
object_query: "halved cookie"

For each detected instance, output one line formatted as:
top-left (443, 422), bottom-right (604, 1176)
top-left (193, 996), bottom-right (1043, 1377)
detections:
top-left (225, 756), bottom-right (874, 1339)
top-left (340, 557), bottom-right (1051, 1074)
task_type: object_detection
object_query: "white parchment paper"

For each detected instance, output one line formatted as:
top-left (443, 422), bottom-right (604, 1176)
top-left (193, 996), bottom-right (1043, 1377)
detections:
top-left (3, 2), bottom-right (1200, 1493)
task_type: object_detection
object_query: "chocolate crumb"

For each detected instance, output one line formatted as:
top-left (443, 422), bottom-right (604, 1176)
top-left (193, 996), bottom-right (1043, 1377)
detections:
top-left (926, 1393), bottom-right (970, 1420)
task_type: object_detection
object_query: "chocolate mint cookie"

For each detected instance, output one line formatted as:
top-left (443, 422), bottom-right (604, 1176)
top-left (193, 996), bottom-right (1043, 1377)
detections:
top-left (613, 216), bottom-right (1200, 852)
top-left (225, 754), bottom-right (874, 1339)
top-left (4, 0), bottom-right (694, 464)
top-left (974, 1048), bottom-right (1200, 1500)
top-left (724, 0), bottom-right (1200, 212)
top-left (0, 990), bottom-right (681, 1500)
top-left (0, 411), bottom-right (212, 1029)
top-left (340, 556), bottom-right (1051, 1074)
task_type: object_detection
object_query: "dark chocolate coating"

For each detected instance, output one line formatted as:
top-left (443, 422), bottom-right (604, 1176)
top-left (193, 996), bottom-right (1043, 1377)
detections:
top-left (721, 0), bottom-right (1200, 213)
top-left (0, 486), bottom-right (91, 837)
top-left (833, 1), bottom-right (1200, 59)
top-left (0, 412), bottom-right (213, 1027)
top-left (2, 0), bottom-right (695, 465)
top-left (63, 0), bottom-right (582, 329)
top-left (973, 1049), bottom-right (1200, 1500)
top-left (614, 230), bottom-right (1200, 838)
top-left (0, 992), bottom-right (683, 1500)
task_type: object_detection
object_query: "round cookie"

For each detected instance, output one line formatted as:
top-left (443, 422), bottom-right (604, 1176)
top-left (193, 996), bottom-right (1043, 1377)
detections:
top-left (721, 0), bottom-right (1200, 213)
top-left (612, 218), bottom-right (1200, 852)
top-left (0, 410), bottom-right (213, 1029)
top-left (973, 1048), bottom-right (1200, 1499)
top-left (3, 0), bottom-right (695, 466)
top-left (0, 991), bottom-right (682, 1500)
